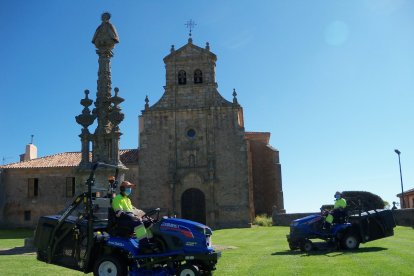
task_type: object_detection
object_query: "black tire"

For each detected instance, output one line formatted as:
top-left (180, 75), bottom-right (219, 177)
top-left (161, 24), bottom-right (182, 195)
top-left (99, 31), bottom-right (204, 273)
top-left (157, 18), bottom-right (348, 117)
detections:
top-left (93, 255), bottom-right (127, 276)
top-left (177, 264), bottom-right (200, 276)
top-left (341, 232), bottom-right (360, 250)
top-left (300, 240), bottom-right (313, 252)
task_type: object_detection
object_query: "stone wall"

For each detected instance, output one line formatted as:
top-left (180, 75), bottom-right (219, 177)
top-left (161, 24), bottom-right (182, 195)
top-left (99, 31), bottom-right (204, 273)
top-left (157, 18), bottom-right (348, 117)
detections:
top-left (392, 208), bottom-right (414, 227)
top-left (272, 212), bottom-right (317, 226)
top-left (272, 209), bottom-right (414, 227)
top-left (0, 167), bottom-right (77, 228)
top-left (247, 134), bottom-right (284, 215)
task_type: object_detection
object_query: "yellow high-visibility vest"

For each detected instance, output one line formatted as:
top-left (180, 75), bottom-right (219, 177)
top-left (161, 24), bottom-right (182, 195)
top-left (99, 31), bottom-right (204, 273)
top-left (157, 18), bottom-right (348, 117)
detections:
top-left (334, 198), bottom-right (347, 209)
top-left (112, 194), bottom-right (133, 212)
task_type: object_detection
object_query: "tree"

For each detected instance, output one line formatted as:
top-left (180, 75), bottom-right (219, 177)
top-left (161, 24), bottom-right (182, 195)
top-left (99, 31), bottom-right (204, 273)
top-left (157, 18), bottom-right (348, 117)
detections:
top-left (342, 191), bottom-right (385, 211)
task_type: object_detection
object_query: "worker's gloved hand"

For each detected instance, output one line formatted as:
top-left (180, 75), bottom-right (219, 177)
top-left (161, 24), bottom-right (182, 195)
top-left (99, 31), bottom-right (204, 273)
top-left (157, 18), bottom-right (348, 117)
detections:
top-left (115, 210), bottom-right (124, 218)
top-left (131, 215), bottom-right (142, 222)
top-left (142, 218), bottom-right (152, 228)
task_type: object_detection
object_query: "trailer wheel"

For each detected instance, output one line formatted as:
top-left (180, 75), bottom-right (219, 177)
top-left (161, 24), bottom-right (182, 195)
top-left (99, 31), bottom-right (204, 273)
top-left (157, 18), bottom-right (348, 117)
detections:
top-left (300, 240), bottom-right (313, 252)
top-left (177, 264), bottom-right (200, 276)
top-left (341, 232), bottom-right (360, 250)
top-left (93, 255), bottom-right (127, 276)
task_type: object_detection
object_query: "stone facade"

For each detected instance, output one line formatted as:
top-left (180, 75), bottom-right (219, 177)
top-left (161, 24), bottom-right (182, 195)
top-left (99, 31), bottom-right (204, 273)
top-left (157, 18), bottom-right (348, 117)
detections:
top-left (0, 166), bottom-right (77, 228)
top-left (246, 132), bottom-right (285, 215)
top-left (138, 39), bottom-right (253, 228)
top-left (137, 39), bottom-right (285, 228)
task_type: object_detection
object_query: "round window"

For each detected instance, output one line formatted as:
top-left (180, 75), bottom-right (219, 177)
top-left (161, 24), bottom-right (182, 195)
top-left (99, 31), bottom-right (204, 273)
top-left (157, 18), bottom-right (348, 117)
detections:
top-left (187, 129), bottom-right (196, 138)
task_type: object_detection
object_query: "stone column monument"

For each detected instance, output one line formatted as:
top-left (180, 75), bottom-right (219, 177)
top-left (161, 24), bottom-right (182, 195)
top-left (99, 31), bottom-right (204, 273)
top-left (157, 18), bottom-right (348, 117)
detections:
top-left (75, 13), bottom-right (127, 191)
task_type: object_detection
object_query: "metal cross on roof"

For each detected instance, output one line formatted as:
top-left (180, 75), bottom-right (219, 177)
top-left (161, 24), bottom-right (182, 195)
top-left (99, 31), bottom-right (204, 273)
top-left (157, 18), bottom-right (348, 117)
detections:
top-left (185, 19), bottom-right (197, 37)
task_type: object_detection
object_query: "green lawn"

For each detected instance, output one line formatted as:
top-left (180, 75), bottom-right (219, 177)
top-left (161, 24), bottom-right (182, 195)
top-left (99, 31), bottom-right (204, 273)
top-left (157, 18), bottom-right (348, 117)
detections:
top-left (214, 226), bottom-right (414, 275)
top-left (0, 226), bottom-right (413, 275)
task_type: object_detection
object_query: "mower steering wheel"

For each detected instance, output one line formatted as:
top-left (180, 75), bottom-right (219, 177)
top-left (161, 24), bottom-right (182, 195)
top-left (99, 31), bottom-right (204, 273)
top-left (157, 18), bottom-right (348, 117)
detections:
top-left (142, 208), bottom-right (160, 223)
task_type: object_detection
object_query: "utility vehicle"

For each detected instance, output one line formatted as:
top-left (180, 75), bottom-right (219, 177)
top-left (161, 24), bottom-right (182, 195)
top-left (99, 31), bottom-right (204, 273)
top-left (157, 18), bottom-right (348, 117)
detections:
top-left (287, 207), bottom-right (396, 252)
top-left (34, 163), bottom-right (220, 275)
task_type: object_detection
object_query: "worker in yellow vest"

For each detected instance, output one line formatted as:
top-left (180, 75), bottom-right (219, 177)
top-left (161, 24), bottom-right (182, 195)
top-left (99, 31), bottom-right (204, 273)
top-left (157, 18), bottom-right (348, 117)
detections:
top-left (112, 180), bottom-right (152, 250)
top-left (325, 191), bottom-right (347, 227)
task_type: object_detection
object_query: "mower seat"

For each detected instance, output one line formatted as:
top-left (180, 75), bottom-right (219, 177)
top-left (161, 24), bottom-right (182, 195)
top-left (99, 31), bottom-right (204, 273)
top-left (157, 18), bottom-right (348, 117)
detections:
top-left (332, 207), bottom-right (349, 224)
top-left (107, 208), bottom-right (134, 238)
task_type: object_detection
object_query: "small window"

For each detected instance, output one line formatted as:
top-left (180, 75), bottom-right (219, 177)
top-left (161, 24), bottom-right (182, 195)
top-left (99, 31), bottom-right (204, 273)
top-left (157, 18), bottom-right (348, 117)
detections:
top-left (194, 69), bottom-right (203, 84)
top-left (24, 210), bottom-right (31, 221)
top-left (28, 178), bottom-right (39, 198)
top-left (187, 129), bottom-right (196, 138)
top-left (178, 70), bottom-right (187, 85)
top-left (66, 177), bottom-right (76, 197)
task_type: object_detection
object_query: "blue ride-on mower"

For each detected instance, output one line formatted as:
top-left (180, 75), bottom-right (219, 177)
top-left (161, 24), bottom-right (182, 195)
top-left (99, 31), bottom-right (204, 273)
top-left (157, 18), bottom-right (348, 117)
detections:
top-left (287, 207), bottom-right (396, 252)
top-left (34, 163), bottom-right (220, 275)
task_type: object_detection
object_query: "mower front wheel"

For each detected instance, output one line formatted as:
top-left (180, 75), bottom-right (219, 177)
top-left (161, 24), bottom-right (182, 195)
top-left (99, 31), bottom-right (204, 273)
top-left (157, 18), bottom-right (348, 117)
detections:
top-left (93, 255), bottom-right (127, 276)
top-left (341, 232), bottom-right (360, 250)
top-left (177, 264), bottom-right (200, 276)
top-left (300, 240), bottom-right (313, 252)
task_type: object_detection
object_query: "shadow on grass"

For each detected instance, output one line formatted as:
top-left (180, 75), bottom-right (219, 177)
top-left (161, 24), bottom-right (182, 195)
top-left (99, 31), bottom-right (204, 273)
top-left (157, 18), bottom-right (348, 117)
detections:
top-left (0, 246), bottom-right (36, 255)
top-left (0, 229), bottom-right (34, 239)
top-left (272, 246), bottom-right (388, 257)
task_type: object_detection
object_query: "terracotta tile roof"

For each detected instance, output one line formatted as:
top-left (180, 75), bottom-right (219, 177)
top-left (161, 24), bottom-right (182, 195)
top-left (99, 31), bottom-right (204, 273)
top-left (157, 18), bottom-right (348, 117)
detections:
top-left (397, 188), bottom-right (414, 197)
top-left (120, 149), bottom-right (139, 163)
top-left (0, 149), bottom-right (138, 169)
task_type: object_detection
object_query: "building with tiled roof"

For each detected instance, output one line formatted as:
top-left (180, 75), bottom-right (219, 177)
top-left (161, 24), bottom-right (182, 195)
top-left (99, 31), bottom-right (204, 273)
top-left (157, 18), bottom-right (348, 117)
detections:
top-left (0, 149), bottom-right (139, 227)
top-left (397, 188), bottom-right (414, 208)
top-left (0, 149), bottom-right (138, 169)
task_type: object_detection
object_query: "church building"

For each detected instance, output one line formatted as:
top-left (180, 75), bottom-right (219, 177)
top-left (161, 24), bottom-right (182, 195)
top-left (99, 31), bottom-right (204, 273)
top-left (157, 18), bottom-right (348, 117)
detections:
top-left (0, 14), bottom-right (284, 229)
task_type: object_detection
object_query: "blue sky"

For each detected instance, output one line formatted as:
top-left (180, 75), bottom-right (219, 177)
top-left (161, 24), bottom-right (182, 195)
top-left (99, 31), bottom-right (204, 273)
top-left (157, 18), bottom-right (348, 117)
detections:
top-left (1, 0), bottom-right (413, 213)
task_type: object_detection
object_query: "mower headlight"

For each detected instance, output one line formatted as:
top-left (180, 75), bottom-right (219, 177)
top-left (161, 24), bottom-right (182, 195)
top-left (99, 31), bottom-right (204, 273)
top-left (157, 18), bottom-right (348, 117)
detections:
top-left (291, 221), bottom-right (299, 227)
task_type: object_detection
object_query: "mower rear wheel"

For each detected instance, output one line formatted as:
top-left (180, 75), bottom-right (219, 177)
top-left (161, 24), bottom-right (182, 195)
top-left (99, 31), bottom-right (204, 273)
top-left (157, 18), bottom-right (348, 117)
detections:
top-left (300, 240), bottom-right (313, 252)
top-left (177, 264), bottom-right (200, 276)
top-left (341, 232), bottom-right (360, 250)
top-left (93, 255), bottom-right (127, 276)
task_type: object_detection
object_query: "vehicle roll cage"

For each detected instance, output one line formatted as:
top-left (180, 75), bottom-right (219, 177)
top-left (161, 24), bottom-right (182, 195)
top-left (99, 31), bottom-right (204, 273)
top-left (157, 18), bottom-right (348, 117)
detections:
top-left (45, 162), bottom-right (120, 271)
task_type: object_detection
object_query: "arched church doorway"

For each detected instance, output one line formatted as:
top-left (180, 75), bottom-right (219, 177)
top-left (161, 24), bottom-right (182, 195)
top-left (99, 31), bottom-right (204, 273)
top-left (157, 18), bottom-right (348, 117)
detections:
top-left (181, 188), bottom-right (206, 224)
